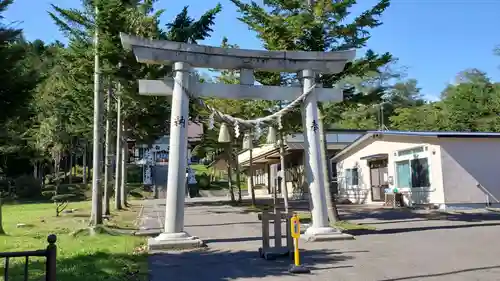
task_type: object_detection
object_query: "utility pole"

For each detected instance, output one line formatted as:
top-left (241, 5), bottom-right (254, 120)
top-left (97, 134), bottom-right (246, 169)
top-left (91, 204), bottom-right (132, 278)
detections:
top-left (103, 82), bottom-right (113, 216)
top-left (90, 3), bottom-right (103, 226)
top-left (377, 101), bottom-right (389, 131)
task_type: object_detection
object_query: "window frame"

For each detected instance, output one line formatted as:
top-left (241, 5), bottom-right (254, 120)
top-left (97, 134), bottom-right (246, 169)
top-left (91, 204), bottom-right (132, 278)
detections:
top-left (394, 147), bottom-right (431, 189)
top-left (345, 168), bottom-right (359, 186)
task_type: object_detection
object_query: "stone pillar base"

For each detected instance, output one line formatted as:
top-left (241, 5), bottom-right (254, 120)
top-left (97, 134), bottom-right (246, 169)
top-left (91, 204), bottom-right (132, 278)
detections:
top-left (302, 226), bottom-right (354, 242)
top-left (147, 232), bottom-right (205, 252)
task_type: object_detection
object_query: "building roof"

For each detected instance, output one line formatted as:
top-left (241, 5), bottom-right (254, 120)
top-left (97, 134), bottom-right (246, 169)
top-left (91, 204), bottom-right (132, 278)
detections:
top-left (237, 130), bottom-right (368, 167)
top-left (332, 130), bottom-right (500, 162)
top-left (368, 130), bottom-right (500, 138)
top-left (130, 122), bottom-right (204, 144)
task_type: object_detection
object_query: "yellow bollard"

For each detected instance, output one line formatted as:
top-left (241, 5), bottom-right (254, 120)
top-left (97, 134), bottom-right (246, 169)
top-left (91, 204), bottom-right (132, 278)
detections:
top-left (288, 213), bottom-right (310, 274)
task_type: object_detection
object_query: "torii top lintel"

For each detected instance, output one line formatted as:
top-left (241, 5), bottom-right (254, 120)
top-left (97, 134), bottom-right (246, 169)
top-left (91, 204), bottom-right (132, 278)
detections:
top-left (120, 33), bottom-right (356, 74)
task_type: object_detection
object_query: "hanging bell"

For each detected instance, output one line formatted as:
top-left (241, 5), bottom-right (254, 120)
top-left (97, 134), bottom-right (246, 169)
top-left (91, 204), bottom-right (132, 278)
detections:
top-left (266, 126), bottom-right (277, 144)
top-left (218, 123), bottom-right (231, 143)
top-left (234, 121), bottom-right (240, 139)
top-left (242, 133), bottom-right (253, 150)
top-left (208, 112), bottom-right (215, 130)
top-left (254, 121), bottom-right (262, 139)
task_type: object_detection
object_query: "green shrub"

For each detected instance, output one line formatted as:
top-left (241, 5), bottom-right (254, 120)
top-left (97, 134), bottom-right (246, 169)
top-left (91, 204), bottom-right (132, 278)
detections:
top-left (127, 165), bottom-right (142, 183)
top-left (196, 173), bottom-right (210, 189)
top-left (129, 187), bottom-right (144, 199)
top-left (0, 176), bottom-right (10, 194)
top-left (14, 175), bottom-right (42, 198)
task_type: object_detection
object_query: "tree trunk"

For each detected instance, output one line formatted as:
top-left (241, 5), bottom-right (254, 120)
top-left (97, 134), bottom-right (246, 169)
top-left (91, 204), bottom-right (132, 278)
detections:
top-left (83, 142), bottom-right (88, 185)
top-left (210, 167), bottom-right (216, 182)
top-left (69, 151), bottom-right (73, 184)
top-left (234, 146), bottom-right (242, 202)
top-left (54, 152), bottom-right (61, 196)
top-left (33, 161), bottom-right (38, 179)
top-left (278, 132), bottom-right (289, 212)
top-left (103, 83), bottom-right (113, 216)
top-left (120, 123), bottom-right (128, 208)
top-left (41, 163), bottom-right (45, 187)
top-left (0, 197), bottom-right (5, 235)
top-left (249, 147), bottom-right (256, 206)
top-left (88, 144), bottom-right (93, 183)
top-left (226, 145), bottom-right (235, 202)
top-left (72, 158), bottom-right (76, 179)
top-left (90, 4), bottom-right (103, 227)
top-left (318, 109), bottom-right (340, 223)
top-left (114, 97), bottom-right (123, 211)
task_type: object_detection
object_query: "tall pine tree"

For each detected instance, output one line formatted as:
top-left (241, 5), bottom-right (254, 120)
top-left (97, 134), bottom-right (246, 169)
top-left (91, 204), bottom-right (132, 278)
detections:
top-left (49, 0), bottom-right (221, 225)
top-left (231, 0), bottom-right (393, 222)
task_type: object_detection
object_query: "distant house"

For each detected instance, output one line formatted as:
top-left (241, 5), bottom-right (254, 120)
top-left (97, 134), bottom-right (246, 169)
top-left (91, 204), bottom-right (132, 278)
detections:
top-left (332, 130), bottom-right (500, 209)
top-left (130, 122), bottom-right (204, 185)
top-left (237, 129), bottom-right (366, 199)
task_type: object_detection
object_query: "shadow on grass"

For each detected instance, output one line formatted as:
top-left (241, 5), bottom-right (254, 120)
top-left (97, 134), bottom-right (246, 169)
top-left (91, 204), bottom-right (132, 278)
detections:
top-left (6, 251), bottom-right (148, 281)
top-left (148, 248), bottom-right (353, 281)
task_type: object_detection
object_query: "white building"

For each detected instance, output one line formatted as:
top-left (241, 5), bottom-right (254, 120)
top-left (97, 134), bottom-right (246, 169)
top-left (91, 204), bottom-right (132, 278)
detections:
top-left (332, 131), bottom-right (500, 210)
top-left (237, 130), bottom-right (366, 199)
top-left (131, 122), bottom-right (203, 185)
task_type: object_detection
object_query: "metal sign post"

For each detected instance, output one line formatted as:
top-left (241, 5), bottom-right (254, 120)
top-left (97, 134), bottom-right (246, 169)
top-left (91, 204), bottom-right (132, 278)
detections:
top-left (288, 214), bottom-right (310, 274)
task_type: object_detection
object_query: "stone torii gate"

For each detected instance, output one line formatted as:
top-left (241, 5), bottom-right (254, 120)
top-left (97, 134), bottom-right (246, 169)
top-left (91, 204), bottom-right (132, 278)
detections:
top-left (120, 33), bottom-right (355, 250)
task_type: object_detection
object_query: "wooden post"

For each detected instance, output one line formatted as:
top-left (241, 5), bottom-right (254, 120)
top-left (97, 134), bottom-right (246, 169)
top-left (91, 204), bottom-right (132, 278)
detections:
top-left (261, 210), bottom-right (270, 251)
top-left (45, 234), bottom-right (57, 281)
top-left (274, 211), bottom-right (282, 247)
top-left (286, 212), bottom-right (293, 252)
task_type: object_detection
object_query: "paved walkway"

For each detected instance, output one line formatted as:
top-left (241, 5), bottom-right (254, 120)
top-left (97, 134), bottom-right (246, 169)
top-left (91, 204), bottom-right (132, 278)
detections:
top-left (141, 198), bottom-right (500, 281)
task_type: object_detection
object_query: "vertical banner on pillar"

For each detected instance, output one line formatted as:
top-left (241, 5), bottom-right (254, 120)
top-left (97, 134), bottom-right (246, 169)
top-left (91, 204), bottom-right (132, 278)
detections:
top-left (186, 149), bottom-right (197, 185)
top-left (143, 147), bottom-right (153, 185)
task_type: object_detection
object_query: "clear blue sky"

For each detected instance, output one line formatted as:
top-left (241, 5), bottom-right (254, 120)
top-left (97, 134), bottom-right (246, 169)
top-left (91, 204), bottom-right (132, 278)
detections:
top-left (4, 0), bottom-right (500, 100)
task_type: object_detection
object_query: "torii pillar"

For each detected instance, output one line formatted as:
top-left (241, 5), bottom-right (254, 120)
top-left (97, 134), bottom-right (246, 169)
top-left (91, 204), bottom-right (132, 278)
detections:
top-left (121, 33), bottom-right (355, 250)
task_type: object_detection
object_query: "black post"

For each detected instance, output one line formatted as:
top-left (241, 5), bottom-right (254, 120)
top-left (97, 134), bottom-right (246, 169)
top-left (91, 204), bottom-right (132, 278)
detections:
top-left (45, 234), bottom-right (57, 281)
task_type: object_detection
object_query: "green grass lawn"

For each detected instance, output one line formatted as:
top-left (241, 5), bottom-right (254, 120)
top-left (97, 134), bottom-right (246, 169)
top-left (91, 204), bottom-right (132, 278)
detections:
top-left (190, 164), bottom-right (209, 175)
top-left (0, 200), bottom-right (147, 281)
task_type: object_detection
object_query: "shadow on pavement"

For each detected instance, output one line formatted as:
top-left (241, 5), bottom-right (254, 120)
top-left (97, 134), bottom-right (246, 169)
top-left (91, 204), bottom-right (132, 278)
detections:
top-left (344, 222), bottom-right (500, 236)
top-left (204, 236), bottom-right (263, 244)
top-left (341, 207), bottom-right (500, 223)
top-left (184, 198), bottom-right (309, 209)
top-left (149, 248), bottom-right (353, 281)
top-left (186, 221), bottom-right (261, 227)
top-left (378, 265), bottom-right (500, 281)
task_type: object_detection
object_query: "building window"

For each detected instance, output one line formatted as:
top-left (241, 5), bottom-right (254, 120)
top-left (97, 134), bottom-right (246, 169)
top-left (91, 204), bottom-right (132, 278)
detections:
top-left (345, 168), bottom-right (359, 186)
top-left (138, 147), bottom-right (144, 160)
top-left (331, 160), bottom-right (337, 179)
top-left (397, 146), bottom-right (424, 157)
top-left (410, 158), bottom-right (430, 187)
top-left (395, 158), bottom-right (430, 188)
top-left (253, 168), bottom-right (266, 185)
